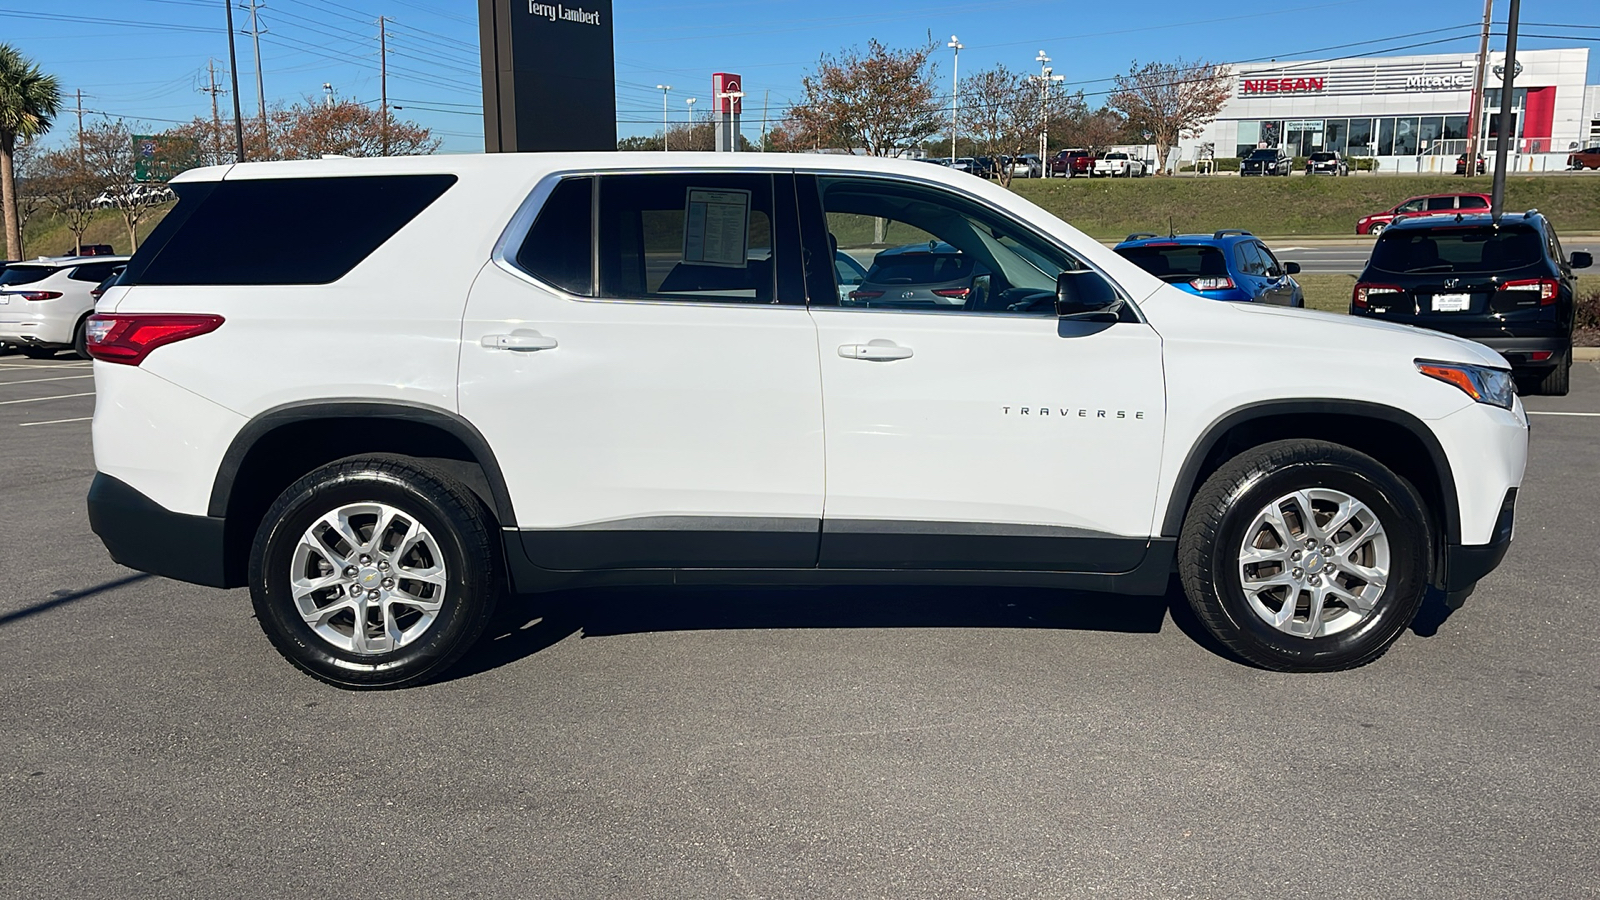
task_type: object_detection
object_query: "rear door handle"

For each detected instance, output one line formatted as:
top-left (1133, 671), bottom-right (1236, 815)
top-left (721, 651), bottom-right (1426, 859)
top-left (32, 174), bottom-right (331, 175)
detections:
top-left (481, 330), bottom-right (557, 351)
top-left (838, 340), bottom-right (913, 361)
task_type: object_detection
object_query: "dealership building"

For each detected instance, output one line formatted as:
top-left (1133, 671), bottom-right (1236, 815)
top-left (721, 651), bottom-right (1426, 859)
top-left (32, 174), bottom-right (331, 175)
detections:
top-left (1181, 47), bottom-right (1596, 169)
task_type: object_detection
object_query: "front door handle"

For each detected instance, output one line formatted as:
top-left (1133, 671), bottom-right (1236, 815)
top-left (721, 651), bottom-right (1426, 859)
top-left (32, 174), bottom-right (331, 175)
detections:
top-left (838, 340), bottom-right (913, 361)
top-left (481, 330), bottom-right (558, 351)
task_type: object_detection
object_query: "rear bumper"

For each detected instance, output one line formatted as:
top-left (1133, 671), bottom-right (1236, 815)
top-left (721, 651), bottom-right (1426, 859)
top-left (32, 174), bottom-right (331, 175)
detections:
top-left (1461, 334), bottom-right (1571, 371)
top-left (88, 472), bottom-right (233, 588)
top-left (1444, 488), bottom-right (1517, 591)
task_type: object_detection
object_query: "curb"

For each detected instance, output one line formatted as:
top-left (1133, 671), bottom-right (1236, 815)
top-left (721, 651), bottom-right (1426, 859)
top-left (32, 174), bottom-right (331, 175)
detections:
top-left (1575, 347), bottom-right (1600, 362)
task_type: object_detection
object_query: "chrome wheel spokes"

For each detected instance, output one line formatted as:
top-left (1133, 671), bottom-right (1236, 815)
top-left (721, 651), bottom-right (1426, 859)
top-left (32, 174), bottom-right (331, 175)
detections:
top-left (1237, 488), bottom-right (1390, 638)
top-left (289, 501), bottom-right (448, 655)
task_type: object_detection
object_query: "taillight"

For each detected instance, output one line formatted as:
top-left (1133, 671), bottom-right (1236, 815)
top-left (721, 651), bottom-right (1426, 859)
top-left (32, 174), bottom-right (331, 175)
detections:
top-left (931, 287), bottom-right (970, 299)
top-left (84, 313), bottom-right (224, 365)
top-left (847, 290), bottom-right (884, 302)
top-left (1353, 283), bottom-right (1403, 309)
top-left (1188, 277), bottom-right (1235, 291)
top-left (1498, 278), bottom-right (1559, 305)
top-left (11, 291), bottom-right (63, 301)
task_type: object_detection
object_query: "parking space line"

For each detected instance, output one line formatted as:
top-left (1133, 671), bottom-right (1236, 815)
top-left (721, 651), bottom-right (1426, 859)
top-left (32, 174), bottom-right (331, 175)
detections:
top-left (1527, 411), bottom-right (1600, 418)
top-left (18, 416), bottom-right (92, 427)
top-left (0, 374), bottom-right (94, 386)
top-left (0, 363), bottom-right (92, 370)
top-left (0, 392), bottom-right (94, 406)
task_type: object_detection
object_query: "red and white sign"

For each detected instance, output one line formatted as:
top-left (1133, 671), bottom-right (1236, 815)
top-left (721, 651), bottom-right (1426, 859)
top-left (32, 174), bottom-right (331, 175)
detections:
top-left (1241, 77), bottom-right (1326, 95)
top-left (713, 72), bottom-right (743, 114)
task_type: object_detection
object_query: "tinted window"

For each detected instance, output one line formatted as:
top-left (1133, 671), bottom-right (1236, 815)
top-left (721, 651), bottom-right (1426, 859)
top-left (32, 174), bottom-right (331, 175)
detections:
top-left (1234, 243), bottom-right (1267, 276)
top-left (1371, 227), bottom-right (1546, 274)
top-left (1116, 245), bottom-right (1228, 281)
top-left (0, 266), bottom-right (54, 286)
top-left (1459, 195), bottom-right (1489, 209)
top-left (127, 174), bottom-right (456, 285)
top-left (1426, 197), bottom-right (1455, 211)
top-left (515, 177), bottom-right (592, 295)
top-left (1254, 242), bottom-right (1284, 277)
top-left (814, 176), bottom-right (1098, 315)
top-left (596, 173), bottom-right (778, 304)
top-left (69, 262), bottom-right (122, 283)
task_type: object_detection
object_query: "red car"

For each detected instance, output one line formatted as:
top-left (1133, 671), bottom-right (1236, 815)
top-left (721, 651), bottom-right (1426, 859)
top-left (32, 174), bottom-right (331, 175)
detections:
top-left (1049, 148), bottom-right (1096, 178)
top-left (1569, 146), bottom-right (1600, 170)
top-left (1356, 193), bottom-right (1492, 236)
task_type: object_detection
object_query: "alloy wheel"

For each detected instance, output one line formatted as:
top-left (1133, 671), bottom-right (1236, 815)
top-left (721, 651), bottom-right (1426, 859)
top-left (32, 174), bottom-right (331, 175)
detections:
top-left (1236, 488), bottom-right (1390, 638)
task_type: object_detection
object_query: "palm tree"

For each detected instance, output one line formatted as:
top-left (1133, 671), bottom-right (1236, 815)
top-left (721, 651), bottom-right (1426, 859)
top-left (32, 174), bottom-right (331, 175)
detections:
top-left (0, 44), bottom-right (61, 260)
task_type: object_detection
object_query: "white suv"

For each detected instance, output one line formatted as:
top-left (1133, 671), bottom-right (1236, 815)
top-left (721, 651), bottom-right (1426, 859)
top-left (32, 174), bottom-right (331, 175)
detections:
top-left (86, 154), bottom-right (1527, 688)
top-left (0, 255), bottom-right (129, 358)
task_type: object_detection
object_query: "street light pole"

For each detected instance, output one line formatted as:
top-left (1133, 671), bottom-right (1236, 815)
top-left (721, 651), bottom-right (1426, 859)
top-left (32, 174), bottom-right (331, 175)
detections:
top-left (1034, 50), bottom-right (1062, 174)
top-left (685, 96), bottom-right (696, 148)
top-left (656, 85), bottom-right (671, 151)
top-left (1491, 0), bottom-right (1521, 218)
top-left (947, 35), bottom-right (962, 161)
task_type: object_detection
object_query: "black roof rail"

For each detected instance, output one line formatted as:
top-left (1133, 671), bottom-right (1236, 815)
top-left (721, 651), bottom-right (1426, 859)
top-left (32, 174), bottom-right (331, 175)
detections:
top-left (1212, 229), bottom-right (1252, 239)
top-left (1126, 232), bottom-right (1159, 241)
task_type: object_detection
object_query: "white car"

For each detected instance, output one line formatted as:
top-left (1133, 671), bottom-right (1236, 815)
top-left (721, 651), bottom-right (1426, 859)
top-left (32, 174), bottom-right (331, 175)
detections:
top-left (1093, 152), bottom-right (1147, 178)
top-left (0, 255), bottom-right (129, 358)
top-left (86, 153), bottom-right (1526, 688)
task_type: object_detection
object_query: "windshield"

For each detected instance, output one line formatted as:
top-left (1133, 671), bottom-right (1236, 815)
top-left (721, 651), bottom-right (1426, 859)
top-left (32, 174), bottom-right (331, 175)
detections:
top-left (1310, 152), bottom-right (1336, 161)
top-left (1370, 226), bottom-right (1545, 274)
top-left (1115, 245), bottom-right (1229, 282)
top-left (0, 266), bottom-right (55, 286)
top-left (1247, 150), bottom-right (1278, 160)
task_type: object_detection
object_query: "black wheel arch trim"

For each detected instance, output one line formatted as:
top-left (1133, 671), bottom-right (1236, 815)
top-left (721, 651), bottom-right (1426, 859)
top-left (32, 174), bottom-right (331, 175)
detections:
top-left (1160, 399), bottom-right (1460, 544)
top-left (207, 399), bottom-right (517, 525)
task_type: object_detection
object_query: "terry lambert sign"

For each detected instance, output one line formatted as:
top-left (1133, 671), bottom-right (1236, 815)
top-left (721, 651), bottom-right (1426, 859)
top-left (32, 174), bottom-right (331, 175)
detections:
top-left (527, 2), bottom-right (602, 24)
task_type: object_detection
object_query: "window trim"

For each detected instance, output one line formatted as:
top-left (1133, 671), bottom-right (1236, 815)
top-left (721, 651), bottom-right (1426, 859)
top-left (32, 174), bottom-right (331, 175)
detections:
top-left (492, 167), bottom-right (806, 311)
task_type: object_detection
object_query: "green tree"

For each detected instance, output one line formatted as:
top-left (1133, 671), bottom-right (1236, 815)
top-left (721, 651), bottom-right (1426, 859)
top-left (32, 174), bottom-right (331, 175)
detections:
top-left (0, 44), bottom-right (61, 259)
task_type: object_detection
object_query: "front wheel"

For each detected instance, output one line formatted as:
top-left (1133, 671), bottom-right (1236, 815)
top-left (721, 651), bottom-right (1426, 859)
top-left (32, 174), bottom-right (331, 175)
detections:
top-left (248, 456), bottom-right (501, 689)
top-left (1178, 440), bottom-right (1430, 671)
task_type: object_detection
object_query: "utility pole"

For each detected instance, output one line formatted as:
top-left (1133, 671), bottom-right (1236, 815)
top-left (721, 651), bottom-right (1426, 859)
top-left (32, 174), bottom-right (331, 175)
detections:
top-left (246, 0), bottom-right (268, 151)
top-left (224, 0), bottom-right (248, 159)
top-left (760, 88), bottom-right (769, 151)
top-left (201, 60), bottom-right (226, 164)
top-left (1464, 0), bottom-right (1493, 177)
top-left (1490, 0), bottom-right (1520, 218)
top-left (947, 35), bottom-right (962, 161)
top-left (379, 16), bottom-right (389, 156)
top-left (656, 84), bottom-right (671, 150)
top-left (74, 89), bottom-right (85, 166)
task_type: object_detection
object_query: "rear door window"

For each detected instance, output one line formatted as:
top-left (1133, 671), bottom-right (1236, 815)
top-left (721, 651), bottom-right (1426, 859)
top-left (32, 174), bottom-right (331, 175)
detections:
top-left (514, 177), bottom-right (592, 295)
top-left (1426, 197), bottom-right (1455, 211)
top-left (1371, 227), bottom-right (1546, 273)
top-left (69, 262), bottom-right (122, 283)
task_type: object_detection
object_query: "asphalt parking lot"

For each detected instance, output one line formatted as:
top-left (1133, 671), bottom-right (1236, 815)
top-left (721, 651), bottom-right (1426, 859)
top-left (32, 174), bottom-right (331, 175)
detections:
top-left (2, 352), bottom-right (1597, 900)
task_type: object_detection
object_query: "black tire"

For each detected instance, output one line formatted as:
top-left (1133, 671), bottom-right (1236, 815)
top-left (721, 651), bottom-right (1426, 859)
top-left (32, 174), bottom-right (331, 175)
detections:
top-left (248, 455), bottom-right (501, 689)
top-left (1177, 439), bottom-right (1430, 672)
top-left (1531, 354), bottom-right (1571, 396)
top-left (72, 318), bottom-right (91, 360)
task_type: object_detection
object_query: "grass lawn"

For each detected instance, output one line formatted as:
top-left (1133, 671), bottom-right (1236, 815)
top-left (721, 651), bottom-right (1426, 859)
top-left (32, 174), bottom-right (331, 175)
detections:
top-left (1011, 174), bottom-right (1600, 241)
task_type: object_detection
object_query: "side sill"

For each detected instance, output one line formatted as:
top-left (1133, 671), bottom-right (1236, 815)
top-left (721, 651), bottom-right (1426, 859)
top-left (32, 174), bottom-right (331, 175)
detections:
top-left (88, 473), bottom-right (236, 588)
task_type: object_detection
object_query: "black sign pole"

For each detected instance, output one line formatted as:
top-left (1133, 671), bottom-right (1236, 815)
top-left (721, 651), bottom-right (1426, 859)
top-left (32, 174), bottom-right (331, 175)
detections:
top-left (1490, 0), bottom-right (1520, 220)
top-left (478, 0), bottom-right (617, 152)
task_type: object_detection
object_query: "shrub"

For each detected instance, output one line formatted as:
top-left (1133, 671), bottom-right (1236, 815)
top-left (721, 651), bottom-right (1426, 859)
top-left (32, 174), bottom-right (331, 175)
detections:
top-left (1575, 287), bottom-right (1600, 331)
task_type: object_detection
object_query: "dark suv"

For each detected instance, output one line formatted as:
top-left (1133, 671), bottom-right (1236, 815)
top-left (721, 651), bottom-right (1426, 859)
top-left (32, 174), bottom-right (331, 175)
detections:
top-left (1351, 211), bottom-right (1591, 395)
top-left (1241, 148), bottom-right (1292, 176)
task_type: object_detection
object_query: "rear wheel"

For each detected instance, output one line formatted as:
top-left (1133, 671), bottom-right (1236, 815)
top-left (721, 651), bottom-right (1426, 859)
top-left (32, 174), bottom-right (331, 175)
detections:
top-left (72, 318), bottom-right (91, 360)
top-left (248, 456), bottom-right (501, 689)
top-left (1527, 354), bottom-right (1571, 396)
top-left (1368, 223), bottom-right (1386, 237)
top-left (1178, 440), bottom-right (1430, 671)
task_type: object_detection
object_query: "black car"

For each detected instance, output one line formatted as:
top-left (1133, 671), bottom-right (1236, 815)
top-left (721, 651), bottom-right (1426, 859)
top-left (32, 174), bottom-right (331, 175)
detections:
top-left (1241, 148), bottom-right (1292, 176)
top-left (1306, 151), bottom-right (1349, 176)
top-left (1351, 211), bottom-right (1592, 395)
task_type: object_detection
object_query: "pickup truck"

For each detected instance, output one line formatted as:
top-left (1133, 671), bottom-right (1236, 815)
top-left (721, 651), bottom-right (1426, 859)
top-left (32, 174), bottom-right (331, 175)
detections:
top-left (1093, 152), bottom-right (1146, 178)
top-left (1050, 149), bottom-right (1095, 178)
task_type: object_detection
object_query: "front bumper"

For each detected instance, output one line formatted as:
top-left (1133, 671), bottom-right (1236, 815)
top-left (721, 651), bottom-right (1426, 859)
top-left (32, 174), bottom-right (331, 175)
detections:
top-left (1444, 488), bottom-right (1517, 591)
top-left (88, 473), bottom-right (233, 588)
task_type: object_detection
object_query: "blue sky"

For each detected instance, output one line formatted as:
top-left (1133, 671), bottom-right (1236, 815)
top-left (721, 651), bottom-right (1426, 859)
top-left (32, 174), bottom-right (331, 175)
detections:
top-left (5, 0), bottom-right (1597, 153)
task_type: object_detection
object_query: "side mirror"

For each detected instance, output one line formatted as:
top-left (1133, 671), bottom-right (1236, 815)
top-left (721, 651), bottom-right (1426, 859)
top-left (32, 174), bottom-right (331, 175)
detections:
top-left (1570, 251), bottom-right (1592, 270)
top-left (1055, 270), bottom-right (1123, 320)
top-left (1284, 261), bottom-right (1301, 275)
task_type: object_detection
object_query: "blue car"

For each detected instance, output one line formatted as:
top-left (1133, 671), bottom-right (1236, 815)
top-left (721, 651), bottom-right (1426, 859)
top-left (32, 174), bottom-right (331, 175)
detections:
top-left (1113, 230), bottom-right (1303, 306)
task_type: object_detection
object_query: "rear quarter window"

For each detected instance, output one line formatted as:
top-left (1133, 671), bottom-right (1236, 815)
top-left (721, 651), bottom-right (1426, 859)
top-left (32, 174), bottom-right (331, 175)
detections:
top-left (0, 266), bottom-right (55, 286)
top-left (123, 174), bottom-right (457, 286)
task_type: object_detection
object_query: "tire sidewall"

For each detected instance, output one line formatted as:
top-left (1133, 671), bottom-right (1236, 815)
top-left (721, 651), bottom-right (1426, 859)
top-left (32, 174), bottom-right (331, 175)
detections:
top-left (1207, 459), bottom-right (1428, 669)
top-left (250, 468), bottom-right (490, 688)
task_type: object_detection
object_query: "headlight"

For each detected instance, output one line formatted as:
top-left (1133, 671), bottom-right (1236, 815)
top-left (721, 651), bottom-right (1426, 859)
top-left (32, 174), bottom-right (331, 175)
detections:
top-left (1416, 360), bottom-right (1516, 410)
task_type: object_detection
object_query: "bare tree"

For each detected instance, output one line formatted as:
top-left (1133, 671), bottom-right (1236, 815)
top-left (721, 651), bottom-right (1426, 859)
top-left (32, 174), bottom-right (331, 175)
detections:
top-left (1109, 58), bottom-right (1232, 176)
top-left (81, 120), bottom-right (168, 252)
top-left (774, 39), bottom-right (942, 156)
top-left (960, 65), bottom-right (1049, 187)
top-left (32, 146), bottom-right (100, 255)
